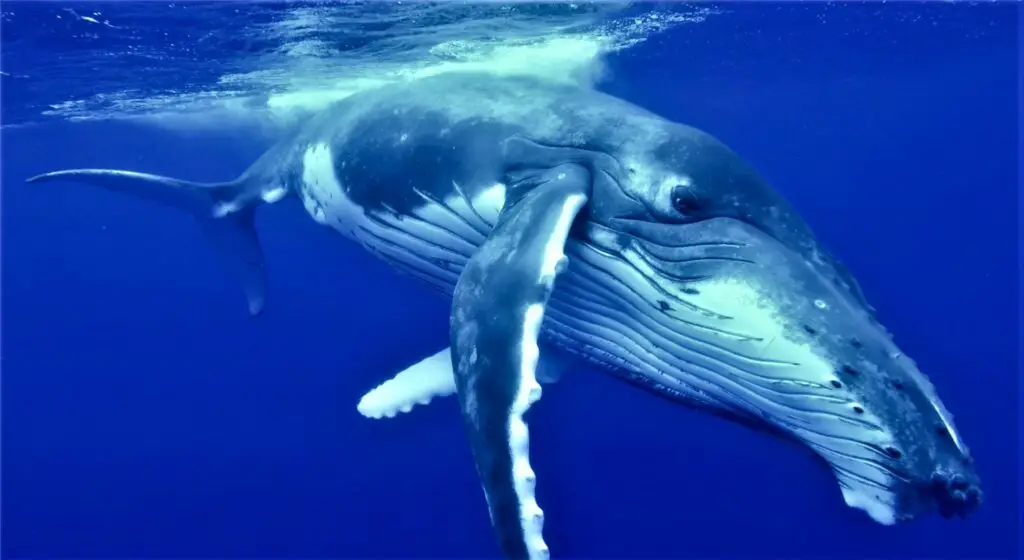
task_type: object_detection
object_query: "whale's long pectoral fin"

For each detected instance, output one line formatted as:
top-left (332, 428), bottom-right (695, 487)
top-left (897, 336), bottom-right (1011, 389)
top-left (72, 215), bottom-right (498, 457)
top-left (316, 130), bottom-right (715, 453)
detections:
top-left (25, 168), bottom-right (283, 315)
top-left (358, 348), bottom-right (457, 419)
top-left (450, 163), bottom-right (590, 560)
top-left (357, 347), bottom-right (568, 420)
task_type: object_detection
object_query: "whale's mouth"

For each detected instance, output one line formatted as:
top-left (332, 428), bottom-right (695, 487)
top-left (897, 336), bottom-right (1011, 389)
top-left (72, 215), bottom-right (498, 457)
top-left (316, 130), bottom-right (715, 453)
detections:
top-left (562, 213), bottom-right (982, 524)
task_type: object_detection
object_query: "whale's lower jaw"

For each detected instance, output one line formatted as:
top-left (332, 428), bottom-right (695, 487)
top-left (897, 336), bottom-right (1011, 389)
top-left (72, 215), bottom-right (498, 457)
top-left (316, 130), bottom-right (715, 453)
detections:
top-left (540, 320), bottom-right (909, 529)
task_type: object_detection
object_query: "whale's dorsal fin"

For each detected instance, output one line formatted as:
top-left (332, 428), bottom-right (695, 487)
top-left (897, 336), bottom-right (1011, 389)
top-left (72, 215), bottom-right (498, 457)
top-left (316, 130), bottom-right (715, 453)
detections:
top-left (450, 162), bottom-right (590, 560)
top-left (357, 347), bottom-right (566, 420)
top-left (25, 168), bottom-right (287, 316)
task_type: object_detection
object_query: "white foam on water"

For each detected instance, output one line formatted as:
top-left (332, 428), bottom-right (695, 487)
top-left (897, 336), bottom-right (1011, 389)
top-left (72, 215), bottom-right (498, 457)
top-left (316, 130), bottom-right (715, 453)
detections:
top-left (36, 3), bottom-right (717, 131)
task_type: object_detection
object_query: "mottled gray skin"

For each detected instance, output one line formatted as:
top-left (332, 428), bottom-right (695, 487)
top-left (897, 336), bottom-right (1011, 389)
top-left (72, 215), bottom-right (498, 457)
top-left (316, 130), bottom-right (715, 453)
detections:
top-left (26, 71), bottom-right (982, 554)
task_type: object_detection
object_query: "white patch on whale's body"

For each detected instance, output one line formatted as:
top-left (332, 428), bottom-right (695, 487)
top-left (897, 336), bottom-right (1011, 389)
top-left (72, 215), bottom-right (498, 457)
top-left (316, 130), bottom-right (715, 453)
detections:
top-left (300, 143), bottom-right (365, 237)
top-left (840, 485), bottom-right (897, 526)
top-left (298, 142), bottom-right (506, 294)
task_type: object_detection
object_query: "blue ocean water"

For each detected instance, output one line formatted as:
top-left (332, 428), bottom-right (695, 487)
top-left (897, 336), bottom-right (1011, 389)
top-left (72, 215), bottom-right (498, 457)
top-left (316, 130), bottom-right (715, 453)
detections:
top-left (1, 2), bottom-right (1019, 558)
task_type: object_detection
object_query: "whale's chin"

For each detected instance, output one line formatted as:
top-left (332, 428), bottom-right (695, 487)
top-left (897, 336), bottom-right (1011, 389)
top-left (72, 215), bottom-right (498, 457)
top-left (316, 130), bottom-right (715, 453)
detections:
top-left (839, 484), bottom-right (898, 526)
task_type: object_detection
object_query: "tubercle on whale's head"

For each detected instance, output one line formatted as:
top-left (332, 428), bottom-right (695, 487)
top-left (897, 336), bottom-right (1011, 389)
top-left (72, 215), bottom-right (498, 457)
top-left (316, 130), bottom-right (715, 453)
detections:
top-left (575, 123), bottom-right (982, 525)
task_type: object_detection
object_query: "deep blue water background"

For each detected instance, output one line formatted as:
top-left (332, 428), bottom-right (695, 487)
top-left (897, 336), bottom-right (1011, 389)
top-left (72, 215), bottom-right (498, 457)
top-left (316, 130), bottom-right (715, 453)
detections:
top-left (2, 3), bottom-right (1020, 559)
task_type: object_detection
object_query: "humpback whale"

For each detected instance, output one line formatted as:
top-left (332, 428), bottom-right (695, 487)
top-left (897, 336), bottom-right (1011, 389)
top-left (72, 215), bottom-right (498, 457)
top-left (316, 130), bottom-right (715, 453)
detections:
top-left (27, 72), bottom-right (982, 559)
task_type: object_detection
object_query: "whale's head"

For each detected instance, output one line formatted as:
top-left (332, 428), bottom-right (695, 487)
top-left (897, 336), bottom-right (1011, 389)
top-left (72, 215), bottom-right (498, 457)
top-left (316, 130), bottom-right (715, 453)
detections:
top-left (577, 123), bottom-right (982, 525)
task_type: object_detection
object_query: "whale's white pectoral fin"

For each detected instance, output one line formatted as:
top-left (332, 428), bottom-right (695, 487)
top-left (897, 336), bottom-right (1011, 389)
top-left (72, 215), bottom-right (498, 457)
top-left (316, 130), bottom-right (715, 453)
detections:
top-left (357, 346), bottom-right (568, 421)
top-left (357, 347), bottom-right (457, 419)
top-left (450, 163), bottom-right (591, 560)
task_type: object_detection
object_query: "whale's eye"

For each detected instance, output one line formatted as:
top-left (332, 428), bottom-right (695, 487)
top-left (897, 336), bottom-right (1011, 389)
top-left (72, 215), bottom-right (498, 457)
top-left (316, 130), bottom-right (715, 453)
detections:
top-left (671, 185), bottom-right (702, 215)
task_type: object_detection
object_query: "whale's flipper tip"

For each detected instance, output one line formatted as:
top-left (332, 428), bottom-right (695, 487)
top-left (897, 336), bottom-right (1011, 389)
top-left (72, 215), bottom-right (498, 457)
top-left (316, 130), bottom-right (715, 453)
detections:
top-left (357, 348), bottom-right (457, 419)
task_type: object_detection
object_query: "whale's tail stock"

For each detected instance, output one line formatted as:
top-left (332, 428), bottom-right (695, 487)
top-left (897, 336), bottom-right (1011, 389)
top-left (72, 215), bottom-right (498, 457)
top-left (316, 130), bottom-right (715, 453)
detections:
top-left (25, 168), bottom-right (286, 316)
